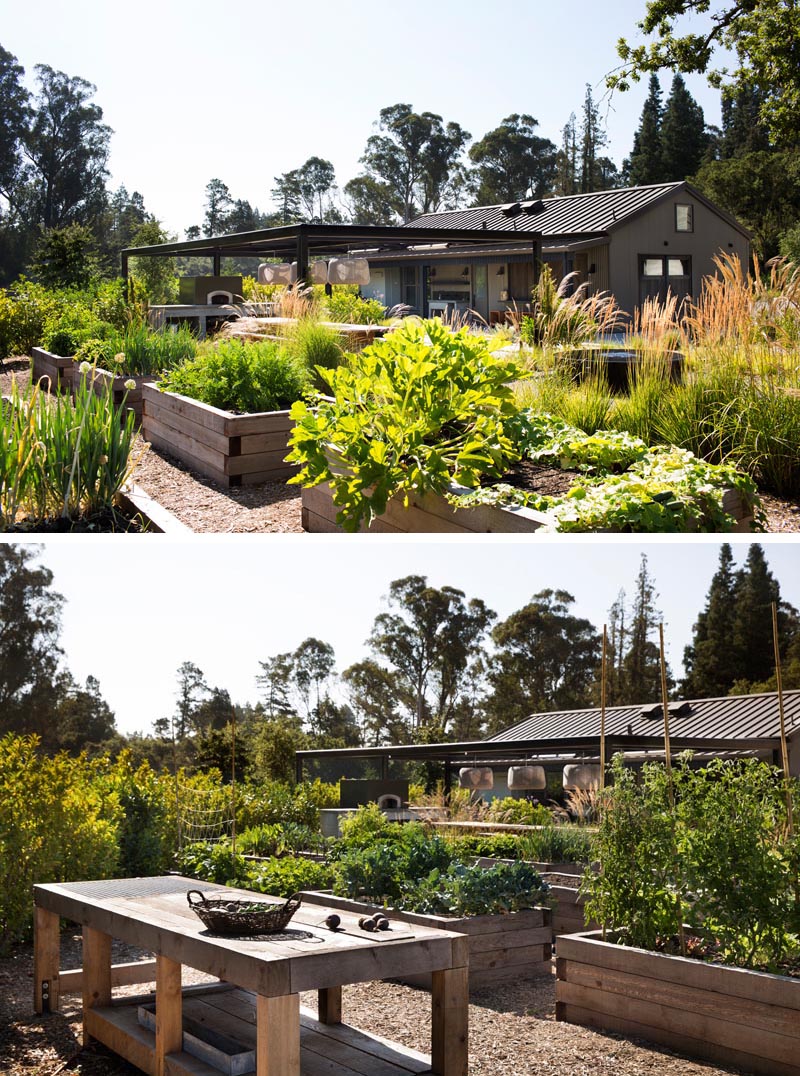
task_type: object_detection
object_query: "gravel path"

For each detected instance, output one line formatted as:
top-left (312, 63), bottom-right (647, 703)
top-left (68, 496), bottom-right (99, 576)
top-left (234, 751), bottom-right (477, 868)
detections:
top-left (1, 933), bottom-right (749, 1076)
top-left (4, 356), bottom-right (800, 534)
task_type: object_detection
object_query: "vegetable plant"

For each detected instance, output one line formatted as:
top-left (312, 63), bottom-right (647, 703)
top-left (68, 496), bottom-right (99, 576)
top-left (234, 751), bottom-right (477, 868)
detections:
top-left (160, 338), bottom-right (308, 414)
top-left (287, 318), bottom-right (530, 531)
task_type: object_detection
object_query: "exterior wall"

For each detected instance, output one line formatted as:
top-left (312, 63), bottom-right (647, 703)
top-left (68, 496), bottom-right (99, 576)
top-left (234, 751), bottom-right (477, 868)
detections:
top-left (608, 194), bottom-right (750, 318)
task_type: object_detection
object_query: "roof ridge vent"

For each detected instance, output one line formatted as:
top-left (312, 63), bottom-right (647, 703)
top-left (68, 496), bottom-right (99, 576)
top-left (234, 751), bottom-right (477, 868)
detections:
top-left (501, 202), bottom-right (521, 217)
top-left (640, 703), bottom-right (661, 719)
top-left (669, 701), bottom-right (693, 718)
top-left (520, 199), bottom-right (545, 214)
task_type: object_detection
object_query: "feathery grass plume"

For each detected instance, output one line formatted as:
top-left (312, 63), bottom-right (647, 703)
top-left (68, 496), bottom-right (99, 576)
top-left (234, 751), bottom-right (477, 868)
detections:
top-left (523, 265), bottom-right (624, 350)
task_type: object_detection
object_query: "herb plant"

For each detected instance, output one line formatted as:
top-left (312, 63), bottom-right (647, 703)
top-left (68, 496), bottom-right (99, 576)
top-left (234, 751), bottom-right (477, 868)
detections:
top-left (159, 339), bottom-right (309, 414)
top-left (287, 319), bottom-right (529, 531)
top-left (401, 860), bottom-right (550, 917)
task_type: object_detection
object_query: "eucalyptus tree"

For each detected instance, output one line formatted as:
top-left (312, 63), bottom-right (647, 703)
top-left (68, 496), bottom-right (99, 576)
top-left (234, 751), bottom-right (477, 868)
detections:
top-left (0, 544), bottom-right (64, 737)
top-left (468, 114), bottom-right (557, 203)
top-left (342, 175), bottom-right (396, 225)
top-left (485, 590), bottom-right (601, 733)
top-left (358, 104), bottom-right (470, 222)
top-left (0, 44), bottom-right (31, 208)
top-left (22, 64), bottom-right (111, 229)
top-left (365, 575), bottom-right (495, 735)
top-left (295, 157), bottom-right (338, 222)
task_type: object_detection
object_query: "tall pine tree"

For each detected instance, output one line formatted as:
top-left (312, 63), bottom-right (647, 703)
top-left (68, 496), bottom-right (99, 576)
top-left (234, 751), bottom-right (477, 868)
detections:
top-left (626, 74), bottom-right (664, 186)
top-left (660, 74), bottom-right (709, 181)
top-left (731, 545), bottom-right (798, 689)
top-left (682, 544), bottom-right (740, 697)
top-left (622, 555), bottom-right (670, 702)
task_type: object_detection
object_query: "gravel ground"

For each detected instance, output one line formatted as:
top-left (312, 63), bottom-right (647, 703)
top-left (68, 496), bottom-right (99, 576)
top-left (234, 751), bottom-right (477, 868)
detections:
top-left (3, 356), bottom-right (800, 534)
top-left (1, 932), bottom-right (749, 1076)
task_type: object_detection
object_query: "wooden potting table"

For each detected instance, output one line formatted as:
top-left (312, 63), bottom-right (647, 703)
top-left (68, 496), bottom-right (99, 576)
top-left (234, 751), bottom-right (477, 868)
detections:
top-left (33, 876), bottom-right (469, 1076)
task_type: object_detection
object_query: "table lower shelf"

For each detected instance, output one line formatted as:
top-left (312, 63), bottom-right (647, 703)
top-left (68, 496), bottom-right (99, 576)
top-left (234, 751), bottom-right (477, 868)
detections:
top-left (85, 985), bottom-right (433, 1076)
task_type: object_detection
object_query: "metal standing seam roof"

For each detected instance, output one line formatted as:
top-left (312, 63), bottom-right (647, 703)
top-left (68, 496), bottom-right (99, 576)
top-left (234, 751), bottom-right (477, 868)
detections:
top-left (413, 182), bottom-right (700, 237)
top-left (488, 690), bottom-right (800, 746)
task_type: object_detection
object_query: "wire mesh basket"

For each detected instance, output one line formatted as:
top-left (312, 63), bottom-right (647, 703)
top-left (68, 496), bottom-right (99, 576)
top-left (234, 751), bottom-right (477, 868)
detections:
top-left (187, 890), bottom-right (302, 935)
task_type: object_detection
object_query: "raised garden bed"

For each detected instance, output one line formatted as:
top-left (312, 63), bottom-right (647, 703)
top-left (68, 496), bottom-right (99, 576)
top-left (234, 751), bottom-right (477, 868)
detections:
top-left (300, 889), bottom-right (551, 990)
top-left (556, 931), bottom-right (800, 1076)
top-left (31, 347), bottom-right (74, 393)
top-left (142, 382), bottom-right (297, 488)
top-left (302, 480), bottom-right (551, 533)
top-left (301, 475), bottom-right (753, 533)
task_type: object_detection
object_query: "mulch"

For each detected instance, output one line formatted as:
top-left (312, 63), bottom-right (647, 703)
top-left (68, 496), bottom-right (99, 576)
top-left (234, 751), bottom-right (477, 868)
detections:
top-left (1, 932), bottom-right (748, 1076)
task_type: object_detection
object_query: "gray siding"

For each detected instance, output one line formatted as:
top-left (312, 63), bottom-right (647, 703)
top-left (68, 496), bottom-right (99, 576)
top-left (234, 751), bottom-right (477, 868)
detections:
top-left (609, 194), bottom-right (750, 317)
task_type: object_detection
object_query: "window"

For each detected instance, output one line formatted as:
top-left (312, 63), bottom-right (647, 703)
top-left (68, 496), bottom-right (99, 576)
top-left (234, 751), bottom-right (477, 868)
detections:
top-left (667, 256), bottom-right (690, 278)
top-left (675, 204), bottom-right (694, 232)
top-left (642, 257), bottom-right (664, 277)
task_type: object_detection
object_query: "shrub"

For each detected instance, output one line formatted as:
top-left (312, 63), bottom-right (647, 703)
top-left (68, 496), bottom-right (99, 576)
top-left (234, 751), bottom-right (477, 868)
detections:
top-left (324, 287), bottom-right (385, 325)
top-left (160, 339), bottom-right (308, 413)
top-left (235, 779), bottom-right (338, 831)
top-left (485, 796), bottom-right (554, 826)
top-left (237, 822), bottom-right (325, 856)
top-left (0, 735), bottom-right (121, 948)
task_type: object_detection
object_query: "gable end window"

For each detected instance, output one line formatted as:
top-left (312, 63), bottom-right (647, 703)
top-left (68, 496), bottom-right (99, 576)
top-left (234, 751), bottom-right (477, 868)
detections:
top-left (675, 204), bottom-right (694, 232)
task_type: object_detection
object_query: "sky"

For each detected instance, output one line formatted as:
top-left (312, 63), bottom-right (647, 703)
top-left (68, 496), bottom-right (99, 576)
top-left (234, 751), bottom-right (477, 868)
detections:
top-left (19, 536), bottom-right (800, 736)
top-left (1, 0), bottom-right (724, 236)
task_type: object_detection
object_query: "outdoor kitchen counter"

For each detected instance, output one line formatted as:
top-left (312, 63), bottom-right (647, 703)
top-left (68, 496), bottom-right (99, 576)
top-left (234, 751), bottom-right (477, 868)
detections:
top-left (33, 875), bottom-right (469, 1076)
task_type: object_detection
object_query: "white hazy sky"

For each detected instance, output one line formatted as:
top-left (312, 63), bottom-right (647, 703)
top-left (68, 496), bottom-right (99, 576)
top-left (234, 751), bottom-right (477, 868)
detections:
top-left (2, 0), bottom-right (723, 236)
top-left (15, 536), bottom-right (800, 736)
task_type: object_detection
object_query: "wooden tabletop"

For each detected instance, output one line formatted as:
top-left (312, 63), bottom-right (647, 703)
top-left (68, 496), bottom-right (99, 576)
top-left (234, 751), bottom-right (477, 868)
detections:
top-left (34, 876), bottom-right (468, 997)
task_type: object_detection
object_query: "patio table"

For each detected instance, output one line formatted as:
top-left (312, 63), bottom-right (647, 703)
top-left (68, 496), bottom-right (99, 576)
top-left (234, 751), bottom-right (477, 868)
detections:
top-left (33, 875), bottom-right (469, 1076)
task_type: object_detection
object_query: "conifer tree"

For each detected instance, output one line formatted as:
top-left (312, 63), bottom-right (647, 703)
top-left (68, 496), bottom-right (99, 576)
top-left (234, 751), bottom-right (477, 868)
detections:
top-left (660, 74), bottom-right (708, 180)
top-left (622, 555), bottom-right (669, 701)
top-left (626, 74), bottom-right (664, 185)
top-left (682, 544), bottom-right (740, 697)
top-left (731, 545), bottom-right (797, 688)
top-left (578, 85), bottom-right (608, 193)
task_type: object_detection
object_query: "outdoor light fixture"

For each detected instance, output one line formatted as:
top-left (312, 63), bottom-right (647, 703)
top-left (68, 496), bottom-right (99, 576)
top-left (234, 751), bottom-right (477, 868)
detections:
top-left (588, 263), bottom-right (596, 274)
top-left (461, 266), bottom-right (470, 277)
top-left (496, 265), bottom-right (505, 276)
top-left (430, 267), bottom-right (437, 278)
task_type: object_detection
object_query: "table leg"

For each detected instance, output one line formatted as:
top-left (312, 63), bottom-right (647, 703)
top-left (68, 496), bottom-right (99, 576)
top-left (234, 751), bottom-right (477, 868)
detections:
top-left (155, 955), bottom-right (183, 1076)
top-left (82, 927), bottom-right (112, 1046)
top-left (256, 993), bottom-right (300, 1076)
top-left (431, 966), bottom-right (468, 1076)
top-left (33, 906), bottom-right (60, 1014)
top-left (318, 985), bottom-right (342, 1025)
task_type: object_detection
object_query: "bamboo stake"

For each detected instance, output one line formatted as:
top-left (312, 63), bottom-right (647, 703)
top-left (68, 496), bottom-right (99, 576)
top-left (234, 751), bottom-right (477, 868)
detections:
top-left (600, 625), bottom-right (607, 792)
top-left (772, 602), bottom-right (794, 838)
top-left (230, 707), bottom-right (237, 857)
top-left (659, 622), bottom-right (685, 957)
top-left (599, 624), bottom-right (608, 942)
